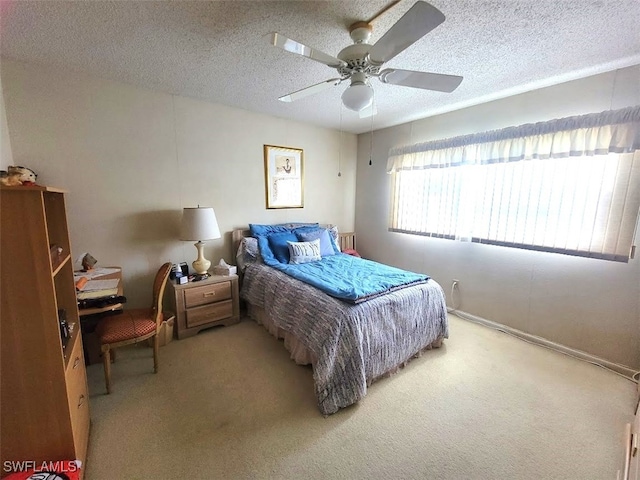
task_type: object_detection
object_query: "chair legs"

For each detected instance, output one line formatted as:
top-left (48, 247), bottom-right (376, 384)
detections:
top-left (100, 337), bottom-right (158, 394)
top-left (102, 345), bottom-right (112, 394)
top-left (153, 334), bottom-right (159, 374)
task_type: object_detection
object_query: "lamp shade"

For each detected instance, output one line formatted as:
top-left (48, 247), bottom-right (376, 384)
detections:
top-left (180, 207), bottom-right (221, 241)
top-left (341, 83), bottom-right (374, 112)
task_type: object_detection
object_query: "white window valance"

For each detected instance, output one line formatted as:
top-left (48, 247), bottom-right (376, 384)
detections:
top-left (387, 106), bottom-right (640, 172)
top-left (387, 106), bottom-right (640, 262)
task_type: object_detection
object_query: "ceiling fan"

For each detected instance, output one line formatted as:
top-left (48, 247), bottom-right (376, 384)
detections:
top-left (271, 0), bottom-right (463, 117)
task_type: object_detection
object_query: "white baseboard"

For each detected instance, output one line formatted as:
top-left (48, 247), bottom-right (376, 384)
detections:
top-left (448, 308), bottom-right (638, 380)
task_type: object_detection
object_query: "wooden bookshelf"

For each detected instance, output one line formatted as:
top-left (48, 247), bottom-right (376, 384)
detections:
top-left (1, 185), bottom-right (90, 478)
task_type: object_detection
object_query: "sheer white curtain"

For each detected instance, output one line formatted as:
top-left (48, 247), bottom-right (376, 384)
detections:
top-left (387, 106), bottom-right (640, 262)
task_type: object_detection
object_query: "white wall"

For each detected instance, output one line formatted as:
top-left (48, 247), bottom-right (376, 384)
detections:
top-left (356, 65), bottom-right (640, 369)
top-left (0, 71), bottom-right (13, 168)
top-left (4, 57), bottom-right (638, 368)
top-left (1, 58), bottom-right (357, 307)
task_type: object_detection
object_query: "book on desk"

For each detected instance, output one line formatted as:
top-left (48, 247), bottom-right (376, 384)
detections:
top-left (77, 295), bottom-right (127, 311)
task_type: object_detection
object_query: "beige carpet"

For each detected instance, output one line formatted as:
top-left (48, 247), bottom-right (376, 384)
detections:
top-left (84, 314), bottom-right (636, 480)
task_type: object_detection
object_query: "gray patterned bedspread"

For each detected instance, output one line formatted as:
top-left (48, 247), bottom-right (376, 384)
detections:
top-left (240, 262), bottom-right (449, 415)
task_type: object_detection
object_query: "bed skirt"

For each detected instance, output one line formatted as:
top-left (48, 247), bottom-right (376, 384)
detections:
top-left (246, 302), bottom-right (445, 388)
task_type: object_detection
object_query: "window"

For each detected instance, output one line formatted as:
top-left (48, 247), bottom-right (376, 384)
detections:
top-left (387, 107), bottom-right (640, 262)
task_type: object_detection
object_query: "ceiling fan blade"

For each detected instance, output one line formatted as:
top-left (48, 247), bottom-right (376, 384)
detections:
top-left (379, 68), bottom-right (463, 93)
top-left (278, 78), bottom-right (342, 103)
top-left (359, 103), bottom-right (378, 119)
top-left (271, 33), bottom-right (346, 68)
top-left (368, 1), bottom-right (445, 65)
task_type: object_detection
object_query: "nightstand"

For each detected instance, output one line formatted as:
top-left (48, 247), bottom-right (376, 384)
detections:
top-left (169, 274), bottom-right (240, 339)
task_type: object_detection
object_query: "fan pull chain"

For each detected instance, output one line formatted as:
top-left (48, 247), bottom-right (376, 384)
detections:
top-left (338, 103), bottom-right (343, 177)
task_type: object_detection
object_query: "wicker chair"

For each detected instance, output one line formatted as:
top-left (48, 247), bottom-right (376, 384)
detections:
top-left (96, 262), bottom-right (172, 393)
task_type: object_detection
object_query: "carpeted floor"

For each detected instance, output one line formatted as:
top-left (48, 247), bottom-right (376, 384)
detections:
top-left (84, 314), bottom-right (636, 479)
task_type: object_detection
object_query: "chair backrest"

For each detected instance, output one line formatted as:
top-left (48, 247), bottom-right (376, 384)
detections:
top-left (152, 262), bottom-right (173, 326)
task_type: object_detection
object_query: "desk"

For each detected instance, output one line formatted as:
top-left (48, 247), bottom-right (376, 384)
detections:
top-left (77, 267), bottom-right (124, 317)
top-left (76, 267), bottom-right (124, 365)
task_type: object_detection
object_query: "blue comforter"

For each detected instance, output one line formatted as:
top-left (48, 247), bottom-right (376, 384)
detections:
top-left (262, 253), bottom-right (429, 303)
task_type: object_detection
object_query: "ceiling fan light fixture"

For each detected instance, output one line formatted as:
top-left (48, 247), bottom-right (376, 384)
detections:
top-left (341, 83), bottom-right (374, 112)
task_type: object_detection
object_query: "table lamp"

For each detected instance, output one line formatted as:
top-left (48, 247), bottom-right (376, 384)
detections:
top-left (180, 206), bottom-right (221, 276)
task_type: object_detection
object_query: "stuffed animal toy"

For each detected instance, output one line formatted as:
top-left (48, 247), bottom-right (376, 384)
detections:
top-left (0, 165), bottom-right (38, 186)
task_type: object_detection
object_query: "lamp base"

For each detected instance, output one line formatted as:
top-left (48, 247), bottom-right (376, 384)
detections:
top-left (192, 241), bottom-right (211, 275)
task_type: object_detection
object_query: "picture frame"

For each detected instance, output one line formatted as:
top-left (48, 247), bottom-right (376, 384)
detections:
top-left (263, 144), bottom-right (304, 209)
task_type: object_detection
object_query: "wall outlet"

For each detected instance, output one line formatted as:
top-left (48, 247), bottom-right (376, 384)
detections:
top-left (452, 279), bottom-right (459, 289)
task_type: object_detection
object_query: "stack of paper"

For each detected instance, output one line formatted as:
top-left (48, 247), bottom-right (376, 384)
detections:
top-left (76, 278), bottom-right (119, 300)
top-left (73, 267), bottom-right (121, 281)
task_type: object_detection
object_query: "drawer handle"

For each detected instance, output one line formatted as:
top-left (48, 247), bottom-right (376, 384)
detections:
top-left (77, 394), bottom-right (85, 409)
top-left (73, 357), bottom-right (81, 369)
top-left (203, 292), bottom-right (216, 297)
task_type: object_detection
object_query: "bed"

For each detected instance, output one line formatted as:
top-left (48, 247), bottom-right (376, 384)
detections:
top-left (233, 224), bottom-right (448, 415)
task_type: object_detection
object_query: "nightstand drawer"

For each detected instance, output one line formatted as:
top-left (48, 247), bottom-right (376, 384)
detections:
top-left (184, 281), bottom-right (231, 308)
top-left (186, 299), bottom-right (233, 328)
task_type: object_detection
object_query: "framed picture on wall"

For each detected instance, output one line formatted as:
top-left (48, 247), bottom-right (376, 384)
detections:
top-left (263, 144), bottom-right (304, 209)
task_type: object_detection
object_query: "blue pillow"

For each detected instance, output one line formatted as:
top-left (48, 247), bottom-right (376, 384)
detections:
top-left (292, 225), bottom-right (320, 236)
top-left (267, 231), bottom-right (298, 263)
top-left (250, 223), bottom-right (320, 237)
top-left (257, 236), bottom-right (276, 263)
top-left (296, 228), bottom-right (336, 257)
top-left (250, 224), bottom-right (291, 237)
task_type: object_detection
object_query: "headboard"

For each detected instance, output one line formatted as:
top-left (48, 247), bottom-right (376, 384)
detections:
top-left (338, 231), bottom-right (356, 251)
top-left (231, 228), bottom-right (251, 262)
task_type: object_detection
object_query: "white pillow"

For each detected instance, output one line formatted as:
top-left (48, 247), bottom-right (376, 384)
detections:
top-left (326, 224), bottom-right (341, 252)
top-left (287, 239), bottom-right (321, 264)
top-left (236, 237), bottom-right (259, 271)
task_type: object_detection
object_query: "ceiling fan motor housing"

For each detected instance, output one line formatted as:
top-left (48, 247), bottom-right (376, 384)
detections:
top-left (337, 43), bottom-right (380, 78)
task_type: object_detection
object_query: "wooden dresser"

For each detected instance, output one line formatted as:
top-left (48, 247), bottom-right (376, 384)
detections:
top-left (625, 398), bottom-right (640, 480)
top-left (169, 274), bottom-right (240, 339)
top-left (1, 186), bottom-right (90, 478)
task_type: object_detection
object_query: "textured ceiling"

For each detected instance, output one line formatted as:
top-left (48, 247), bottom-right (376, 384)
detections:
top-left (1, 0), bottom-right (639, 134)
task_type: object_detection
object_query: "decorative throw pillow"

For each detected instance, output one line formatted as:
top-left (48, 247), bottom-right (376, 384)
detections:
top-left (287, 239), bottom-right (322, 264)
top-left (267, 231), bottom-right (299, 264)
top-left (296, 228), bottom-right (335, 257)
